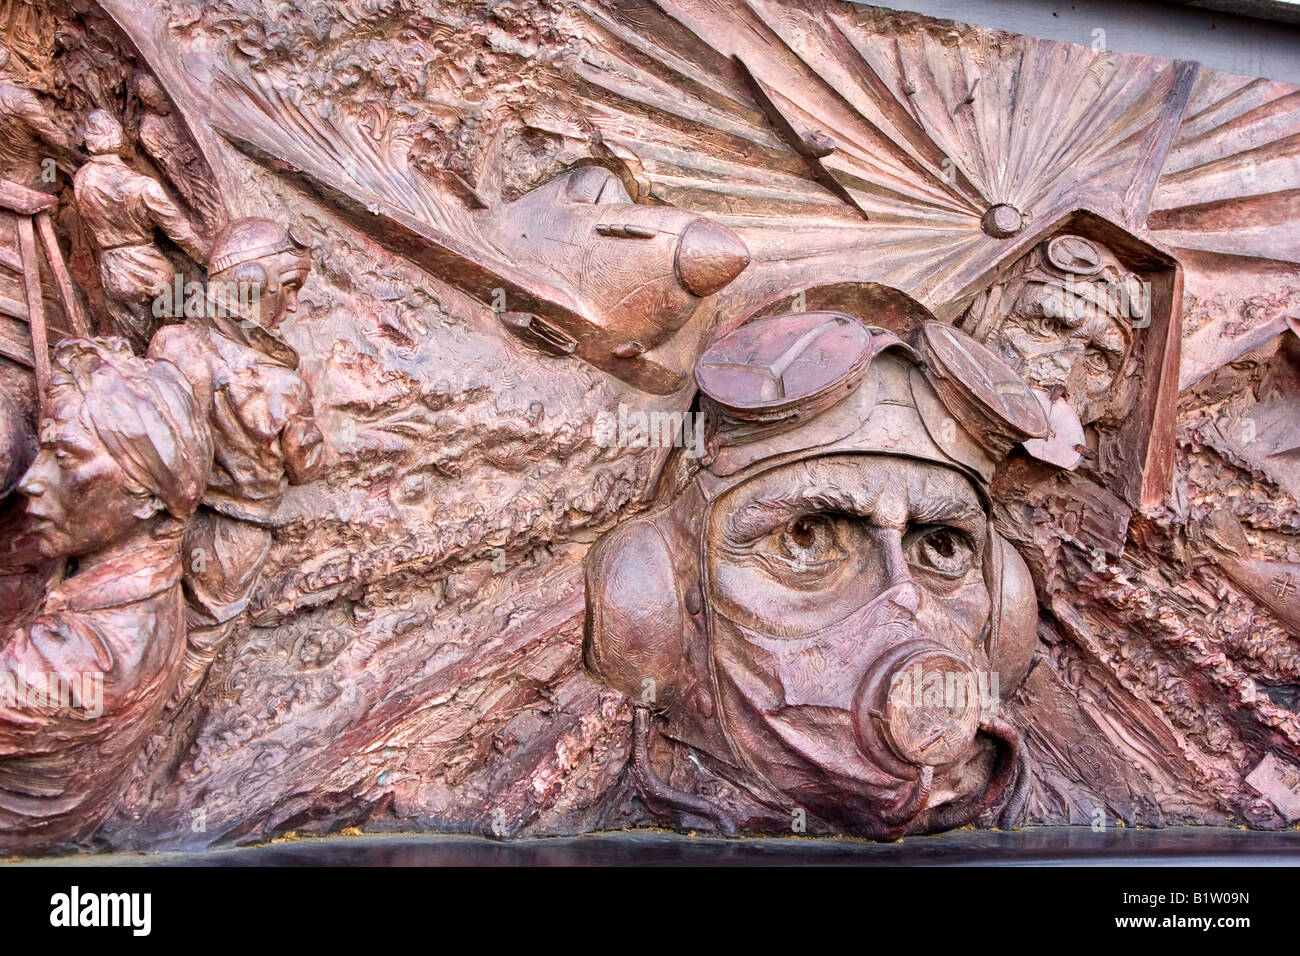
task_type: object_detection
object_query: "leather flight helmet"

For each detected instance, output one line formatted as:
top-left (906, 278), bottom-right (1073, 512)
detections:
top-left (585, 310), bottom-right (1042, 769)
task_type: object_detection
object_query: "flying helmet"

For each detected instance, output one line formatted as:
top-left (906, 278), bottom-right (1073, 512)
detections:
top-left (208, 218), bottom-right (313, 279)
top-left (584, 309), bottom-right (1046, 832)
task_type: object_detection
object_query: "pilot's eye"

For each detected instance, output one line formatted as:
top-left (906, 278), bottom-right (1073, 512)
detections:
top-left (1023, 310), bottom-right (1060, 338)
top-left (778, 515), bottom-right (845, 570)
top-left (906, 526), bottom-right (976, 580)
top-left (1083, 348), bottom-right (1112, 374)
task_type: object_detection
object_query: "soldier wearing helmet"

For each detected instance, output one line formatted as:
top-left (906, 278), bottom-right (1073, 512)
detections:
top-left (148, 217), bottom-right (326, 701)
top-left (584, 310), bottom-right (1048, 837)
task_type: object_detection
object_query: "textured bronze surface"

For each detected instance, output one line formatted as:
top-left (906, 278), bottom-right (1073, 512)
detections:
top-left (0, 0), bottom-right (1295, 854)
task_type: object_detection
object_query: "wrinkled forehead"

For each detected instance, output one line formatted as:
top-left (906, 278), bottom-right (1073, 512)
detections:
top-left (1027, 302), bottom-right (1129, 352)
top-left (712, 453), bottom-right (986, 537)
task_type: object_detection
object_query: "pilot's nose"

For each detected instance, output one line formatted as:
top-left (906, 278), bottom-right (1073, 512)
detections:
top-left (676, 218), bottom-right (750, 296)
top-left (848, 574), bottom-right (982, 778)
top-left (1057, 340), bottom-right (1085, 364)
top-left (876, 526), bottom-right (918, 608)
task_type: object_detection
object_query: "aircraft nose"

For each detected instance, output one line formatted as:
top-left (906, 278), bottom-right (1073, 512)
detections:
top-left (676, 218), bottom-right (750, 297)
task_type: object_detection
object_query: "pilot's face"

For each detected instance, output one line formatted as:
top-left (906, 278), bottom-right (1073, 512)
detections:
top-left (987, 281), bottom-right (1131, 424)
top-left (705, 454), bottom-right (998, 829)
top-left (18, 400), bottom-right (142, 559)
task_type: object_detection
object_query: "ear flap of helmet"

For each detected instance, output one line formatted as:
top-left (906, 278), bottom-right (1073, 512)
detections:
top-left (584, 514), bottom-right (685, 711)
top-left (984, 524), bottom-right (1038, 692)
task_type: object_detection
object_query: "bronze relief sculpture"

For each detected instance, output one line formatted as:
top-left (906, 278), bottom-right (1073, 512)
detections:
top-left (586, 312), bottom-right (1042, 836)
top-left (0, 0), bottom-right (1293, 854)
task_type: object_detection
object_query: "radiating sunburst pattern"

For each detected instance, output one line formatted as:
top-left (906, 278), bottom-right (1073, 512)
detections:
top-left (556, 0), bottom-right (1209, 310)
top-left (1148, 72), bottom-right (1300, 264)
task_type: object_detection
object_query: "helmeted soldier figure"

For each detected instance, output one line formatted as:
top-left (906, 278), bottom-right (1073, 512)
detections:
top-left (960, 234), bottom-right (1140, 428)
top-left (149, 217), bottom-right (326, 702)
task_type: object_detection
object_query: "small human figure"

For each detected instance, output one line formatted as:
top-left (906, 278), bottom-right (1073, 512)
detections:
top-left (148, 218), bottom-right (326, 702)
top-left (0, 337), bottom-right (212, 852)
top-left (72, 109), bottom-right (208, 351)
top-left (0, 47), bottom-right (76, 191)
